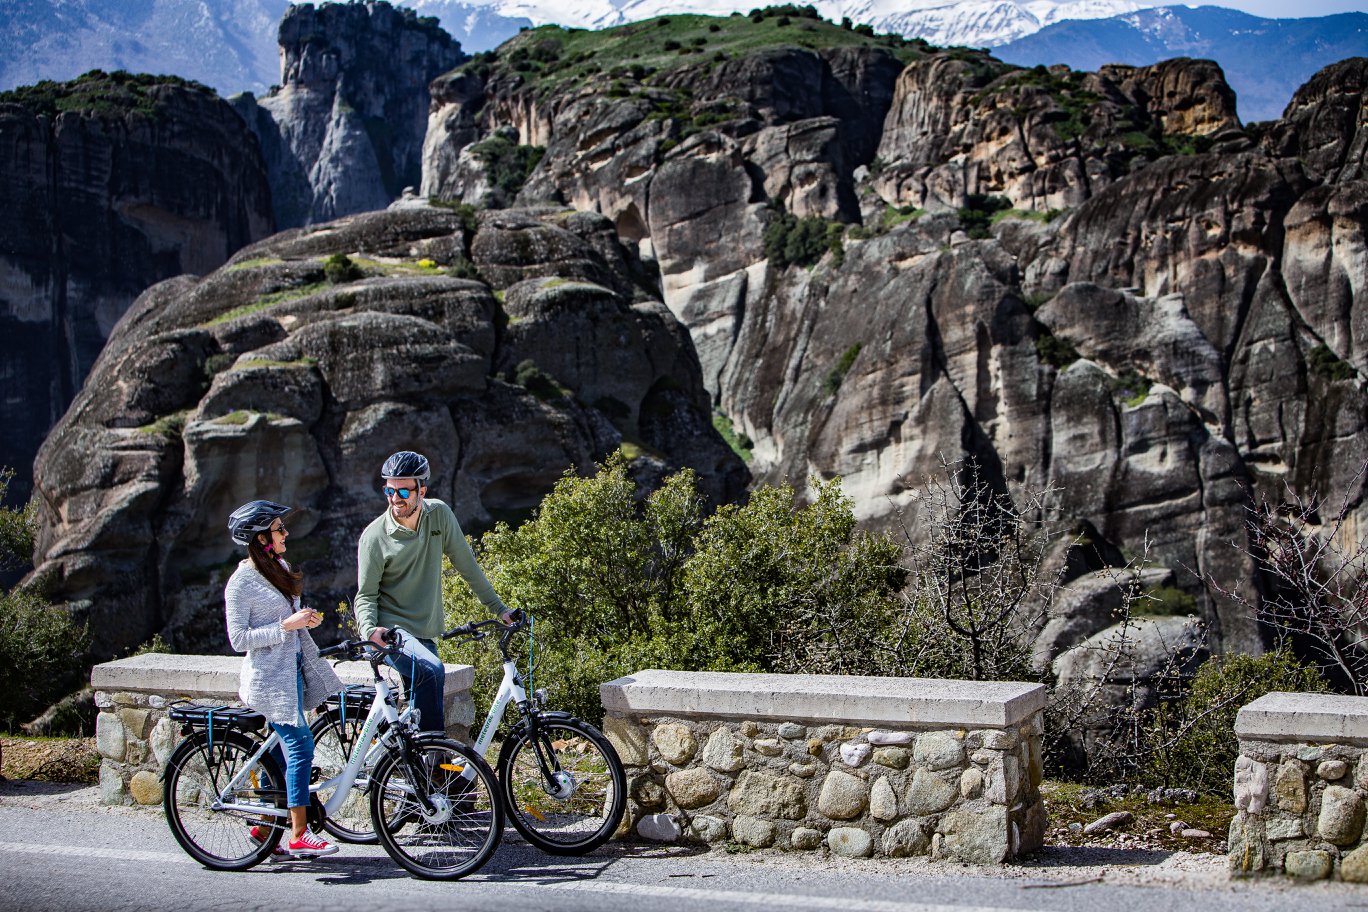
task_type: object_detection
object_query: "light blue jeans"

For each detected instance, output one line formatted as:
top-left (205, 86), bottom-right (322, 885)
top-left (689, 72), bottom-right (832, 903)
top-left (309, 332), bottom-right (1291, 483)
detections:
top-left (269, 653), bottom-right (314, 809)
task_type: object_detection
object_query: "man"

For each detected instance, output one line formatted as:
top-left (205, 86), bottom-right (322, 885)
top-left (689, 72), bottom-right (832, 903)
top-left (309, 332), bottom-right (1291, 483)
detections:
top-left (355, 450), bottom-right (510, 735)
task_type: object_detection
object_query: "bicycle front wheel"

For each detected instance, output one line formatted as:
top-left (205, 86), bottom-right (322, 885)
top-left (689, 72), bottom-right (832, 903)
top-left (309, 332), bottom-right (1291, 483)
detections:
top-left (370, 737), bottom-right (504, 880)
top-left (163, 731), bottom-right (285, 870)
top-left (499, 716), bottom-right (626, 854)
top-left (309, 710), bottom-right (378, 844)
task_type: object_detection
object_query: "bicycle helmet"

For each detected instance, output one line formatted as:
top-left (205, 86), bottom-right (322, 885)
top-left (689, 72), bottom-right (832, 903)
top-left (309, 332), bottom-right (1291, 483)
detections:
top-left (380, 450), bottom-right (430, 482)
top-left (227, 500), bottom-right (291, 546)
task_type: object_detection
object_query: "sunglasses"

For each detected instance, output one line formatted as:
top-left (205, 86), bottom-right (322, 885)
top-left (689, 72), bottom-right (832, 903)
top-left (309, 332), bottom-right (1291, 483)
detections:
top-left (270, 522), bottom-right (288, 536)
top-left (383, 486), bottom-right (419, 500)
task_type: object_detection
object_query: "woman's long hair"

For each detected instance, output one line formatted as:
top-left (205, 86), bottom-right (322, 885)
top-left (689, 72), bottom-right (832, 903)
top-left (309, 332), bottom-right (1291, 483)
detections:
top-left (247, 533), bottom-right (303, 602)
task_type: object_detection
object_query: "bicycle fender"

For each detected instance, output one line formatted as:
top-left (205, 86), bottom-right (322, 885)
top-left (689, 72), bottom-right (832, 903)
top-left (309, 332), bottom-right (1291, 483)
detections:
top-left (493, 712), bottom-right (584, 773)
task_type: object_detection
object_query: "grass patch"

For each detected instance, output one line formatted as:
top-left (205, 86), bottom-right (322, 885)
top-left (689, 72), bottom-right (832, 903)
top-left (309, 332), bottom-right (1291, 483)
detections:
top-left (204, 282), bottom-right (329, 326)
top-left (1138, 585), bottom-right (1198, 616)
top-left (232, 357), bottom-right (317, 371)
top-left (214, 410), bottom-right (285, 425)
top-left (0, 736), bottom-right (100, 783)
top-left (712, 412), bottom-right (754, 463)
top-left (225, 256), bottom-right (285, 272)
top-left (135, 410), bottom-right (191, 440)
top-left (990, 208), bottom-right (1063, 226)
top-left (1111, 369), bottom-right (1151, 407)
top-left (1040, 779), bottom-right (1232, 852)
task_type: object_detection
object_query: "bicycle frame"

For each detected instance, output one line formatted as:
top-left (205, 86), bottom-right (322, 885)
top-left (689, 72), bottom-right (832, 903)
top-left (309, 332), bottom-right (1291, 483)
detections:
top-left (209, 672), bottom-right (404, 820)
top-left (470, 658), bottom-right (528, 761)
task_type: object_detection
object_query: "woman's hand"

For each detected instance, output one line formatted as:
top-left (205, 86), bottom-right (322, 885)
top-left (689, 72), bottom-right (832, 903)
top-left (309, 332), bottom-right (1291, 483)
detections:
top-left (282, 608), bottom-right (320, 631)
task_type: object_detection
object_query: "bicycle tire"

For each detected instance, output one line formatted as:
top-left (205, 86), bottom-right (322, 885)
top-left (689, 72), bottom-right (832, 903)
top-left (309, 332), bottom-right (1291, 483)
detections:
top-left (163, 731), bottom-right (285, 870)
top-left (370, 737), bottom-right (504, 880)
top-left (309, 710), bottom-right (379, 844)
top-left (498, 716), bottom-right (626, 855)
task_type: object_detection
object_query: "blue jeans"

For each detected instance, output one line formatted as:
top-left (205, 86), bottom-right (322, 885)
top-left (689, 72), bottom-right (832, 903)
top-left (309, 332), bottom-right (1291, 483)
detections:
top-left (269, 654), bottom-right (314, 809)
top-left (385, 636), bottom-right (444, 734)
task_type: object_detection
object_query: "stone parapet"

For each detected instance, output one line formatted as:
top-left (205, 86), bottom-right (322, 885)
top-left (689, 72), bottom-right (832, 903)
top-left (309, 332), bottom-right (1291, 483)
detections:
top-left (600, 669), bottom-right (1048, 863)
top-left (1231, 692), bottom-right (1368, 882)
top-left (90, 653), bottom-right (475, 807)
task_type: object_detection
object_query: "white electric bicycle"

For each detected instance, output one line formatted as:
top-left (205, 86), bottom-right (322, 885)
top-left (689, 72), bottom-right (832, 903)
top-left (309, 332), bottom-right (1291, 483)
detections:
top-left (161, 628), bottom-right (504, 880)
top-left (441, 610), bottom-right (627, 854)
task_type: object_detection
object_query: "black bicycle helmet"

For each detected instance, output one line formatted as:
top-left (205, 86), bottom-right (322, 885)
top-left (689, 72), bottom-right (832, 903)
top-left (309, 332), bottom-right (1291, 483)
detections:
top-left (227, 500), bottom-right (291, 546)
top-left (380, 450), bottom-right (430, 481)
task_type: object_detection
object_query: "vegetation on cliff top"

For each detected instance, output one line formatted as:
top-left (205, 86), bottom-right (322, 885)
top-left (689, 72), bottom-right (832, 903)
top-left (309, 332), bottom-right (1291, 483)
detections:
top-left (0, 69), bottom-right (215, 119)
top-left (455, 9), bottom-right (929, 96)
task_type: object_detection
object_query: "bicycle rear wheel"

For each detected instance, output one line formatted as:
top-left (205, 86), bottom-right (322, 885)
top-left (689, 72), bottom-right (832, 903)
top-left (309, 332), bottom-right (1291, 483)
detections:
top-left (499, 716), bottom-right (626, 854)
top-left (371, 737), bottom-right (504, 880)
top-left (163, 731), bottom-right (285, 870)
top-left (309, 709), bottom-right (378, 844)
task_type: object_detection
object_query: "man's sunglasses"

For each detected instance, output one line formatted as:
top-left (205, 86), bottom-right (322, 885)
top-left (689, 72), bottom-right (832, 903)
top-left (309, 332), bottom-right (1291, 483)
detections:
top-left (383, 486), bottom-right (419, 499)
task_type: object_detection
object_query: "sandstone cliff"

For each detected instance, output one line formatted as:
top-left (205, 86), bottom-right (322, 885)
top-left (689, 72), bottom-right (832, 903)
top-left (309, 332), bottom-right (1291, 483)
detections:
top-left (0, 71), bottom-right (273, 504)
top-left (233, 1), bottom-right (464, 228)
top-left (29, 202), bottom-right (746, 658)
top-left (416, 20), bottom-right (1368, 661)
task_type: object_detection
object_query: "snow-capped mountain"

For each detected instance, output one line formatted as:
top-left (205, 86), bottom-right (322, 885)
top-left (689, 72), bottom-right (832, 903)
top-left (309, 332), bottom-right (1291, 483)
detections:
top-left (461, 0), bottom-right (1155, 48)
top-left (994, 6), bottom-right (1368, 122)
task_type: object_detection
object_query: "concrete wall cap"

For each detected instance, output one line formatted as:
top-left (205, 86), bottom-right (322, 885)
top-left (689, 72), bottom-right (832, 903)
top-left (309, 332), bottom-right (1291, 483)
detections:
top-left (1236, 692), bottom-right (1368, 743)
top-left (90, 652), bottom-right (473, 699)
top-left (600, 670), bottom-right (1046, 728)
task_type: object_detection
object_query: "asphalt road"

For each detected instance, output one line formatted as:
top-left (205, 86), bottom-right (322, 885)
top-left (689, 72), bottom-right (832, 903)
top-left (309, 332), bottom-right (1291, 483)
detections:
top-left (0, 781), bottom-right (1361, 912)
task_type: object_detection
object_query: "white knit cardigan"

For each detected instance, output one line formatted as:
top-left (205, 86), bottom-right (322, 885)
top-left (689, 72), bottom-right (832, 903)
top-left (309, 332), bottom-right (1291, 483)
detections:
top-left (223, 560), bottom-right (342, 726)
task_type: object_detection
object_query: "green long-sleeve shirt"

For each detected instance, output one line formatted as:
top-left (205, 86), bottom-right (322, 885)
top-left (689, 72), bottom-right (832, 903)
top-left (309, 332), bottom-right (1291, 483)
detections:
top-left (354, 498), bottom-right (506, 641)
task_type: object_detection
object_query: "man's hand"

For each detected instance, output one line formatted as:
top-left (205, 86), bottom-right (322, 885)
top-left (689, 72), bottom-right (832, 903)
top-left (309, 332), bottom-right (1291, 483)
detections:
top-left (498, 608), bottom-right (520, 627)
top-left (369, 626), bottom-right (389, 645)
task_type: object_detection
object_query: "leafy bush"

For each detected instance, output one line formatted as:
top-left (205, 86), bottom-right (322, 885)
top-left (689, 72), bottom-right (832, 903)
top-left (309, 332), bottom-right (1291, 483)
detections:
top-left (0, 468), bottom-right (36, 572)
top-left (0, 588), bottom-right (90, 730)
top-left (469, 132), bottom-right (546, 198)
top-left (441, 453), bottom-right (904, 722)
top-left (1140, 651), bottom-right (1327, 796)
top-left (1308, 344), bottom-right (1355, 381)
top-left (956, 193), bottom-right (1012, 239)
top-left (323, 253), bottom-right (363, 284)
top-left (1035, 330), bottom-right (1079, 369)
top-left (763, 209), bottom-right (844, 269)
top-left (511, 359), bottom-right (567, 401)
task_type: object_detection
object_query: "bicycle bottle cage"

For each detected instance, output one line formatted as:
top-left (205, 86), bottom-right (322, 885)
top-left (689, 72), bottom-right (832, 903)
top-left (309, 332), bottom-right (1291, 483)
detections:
top-left (167, 701), bottom-right (266, 736)
top-left (321, 684), bottom-right (375, 719)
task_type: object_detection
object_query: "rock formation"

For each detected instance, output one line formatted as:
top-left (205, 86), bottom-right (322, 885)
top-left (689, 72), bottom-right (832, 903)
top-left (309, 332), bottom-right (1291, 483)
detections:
top-left (416, 22), bottom-right (1368, 661)
top-left (29, 202), bottom-right (746, 658)
top-left (0, 71), bottom-right (273, 503)
top-left (232, 1), bottom-right (464, 228)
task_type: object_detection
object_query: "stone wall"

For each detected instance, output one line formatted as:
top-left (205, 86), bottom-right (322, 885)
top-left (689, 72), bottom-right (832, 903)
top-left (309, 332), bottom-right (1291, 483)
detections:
top-left (1231, 692), bottom-right (1368, 882)
top-left (600, 670), bottom-right (1047, 862)
top-left (90, 653), bottom-right (475, 807)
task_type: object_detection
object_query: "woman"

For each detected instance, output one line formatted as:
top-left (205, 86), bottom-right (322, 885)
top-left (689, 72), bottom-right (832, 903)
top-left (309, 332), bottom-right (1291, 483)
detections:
top-left (224, 499), bottom-right (343, 859)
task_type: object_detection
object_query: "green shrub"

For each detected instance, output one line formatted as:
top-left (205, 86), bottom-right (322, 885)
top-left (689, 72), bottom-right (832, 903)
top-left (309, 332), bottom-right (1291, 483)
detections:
top-left (1138, 585), bottom-right (1198, 616)
top-left (711, 412), bottom-right (754, 462)
top-left (441, 453), bottom-right (904, 723)
top-left (1308, 344), bottom-right (1355, 381)
top-left (1035, 331), bottom-right (1079, 369)
top-left (1141, 651), bottom-right (1327, 797)
top-left (956, 193), bottom-right (1012, 239)
top-left (822, 343), bottom-right (863, 396)
top-left (763, 208), bottom-right (844, 269)
top-left (0, 468), bottom-right (36, 572)
top-left (0, 588), bottom-right (90, 730)
top-left (511, 359), bottom-right (567, 401)
top-left (323, 253), bottom-right (363, 284)
top-left (469, 133), bottom-right (546, 198)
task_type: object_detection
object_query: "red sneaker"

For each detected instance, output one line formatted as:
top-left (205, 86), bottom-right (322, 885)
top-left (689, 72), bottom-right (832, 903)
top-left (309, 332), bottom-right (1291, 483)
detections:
top-left (286, 831), bottom-right (339, 858)
top-left (248, 825), bottom-right (287, 856)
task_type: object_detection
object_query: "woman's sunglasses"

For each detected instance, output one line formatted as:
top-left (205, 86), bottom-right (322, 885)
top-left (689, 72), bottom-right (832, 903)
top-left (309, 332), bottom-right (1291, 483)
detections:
top-left (383, 486), bottom-right (418, 500)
